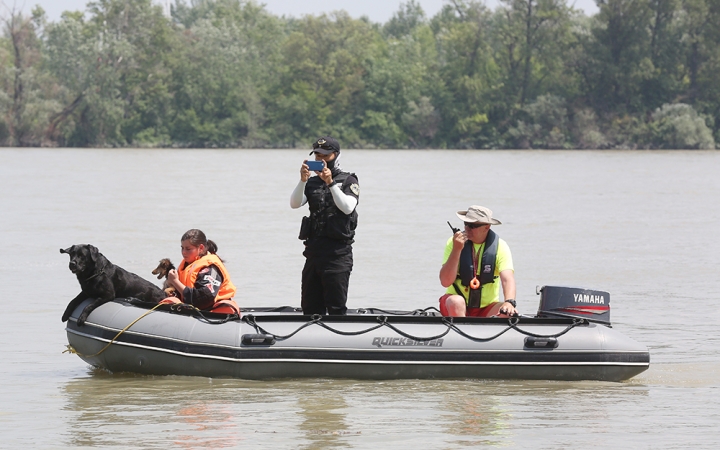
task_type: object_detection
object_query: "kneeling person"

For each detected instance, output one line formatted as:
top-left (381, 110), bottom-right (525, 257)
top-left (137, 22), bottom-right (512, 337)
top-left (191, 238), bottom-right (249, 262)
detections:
top-left (439, 206), bottom-right (516, 317)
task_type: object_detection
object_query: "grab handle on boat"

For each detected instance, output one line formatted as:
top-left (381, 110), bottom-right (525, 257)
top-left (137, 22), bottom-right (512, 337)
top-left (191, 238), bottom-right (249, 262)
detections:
top-left (242, 334), bottom-right (276, 346)
top-left (524, 337), bottom-right (558, 349)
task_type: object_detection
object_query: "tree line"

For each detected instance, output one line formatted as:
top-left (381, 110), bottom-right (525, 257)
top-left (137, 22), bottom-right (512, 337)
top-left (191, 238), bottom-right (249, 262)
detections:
top-left (1, 0), bottom-right (718, 149)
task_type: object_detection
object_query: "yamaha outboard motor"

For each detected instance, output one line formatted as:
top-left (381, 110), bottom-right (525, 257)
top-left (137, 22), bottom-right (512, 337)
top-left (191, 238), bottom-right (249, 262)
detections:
top-left (536, 285), bottom-right (611, 325)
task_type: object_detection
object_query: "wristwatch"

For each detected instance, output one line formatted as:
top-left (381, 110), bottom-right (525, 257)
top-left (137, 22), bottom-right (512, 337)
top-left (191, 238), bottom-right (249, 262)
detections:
top-left (504, 299), bottom-right (517, 308)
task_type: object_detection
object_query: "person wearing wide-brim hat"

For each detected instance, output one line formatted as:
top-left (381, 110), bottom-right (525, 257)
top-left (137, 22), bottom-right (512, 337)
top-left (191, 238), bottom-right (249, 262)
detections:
top-left (438, 205), bottom-right (517, 317)
top-left (290, 136), bottom-right (360, 315)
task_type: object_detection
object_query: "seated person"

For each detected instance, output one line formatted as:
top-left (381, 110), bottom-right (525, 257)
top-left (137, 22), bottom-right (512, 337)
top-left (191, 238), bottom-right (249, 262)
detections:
top-left (438, 206), bottom-right (517, 317)
top-left (165, 229), bottom-right (240, 315)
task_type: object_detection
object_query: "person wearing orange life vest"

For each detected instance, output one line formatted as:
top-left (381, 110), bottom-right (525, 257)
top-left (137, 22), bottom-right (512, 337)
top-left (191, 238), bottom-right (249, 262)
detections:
top-left (166, 229), bottom-right (240, 315)
top-left (439, 206), bottom-right (517, 318)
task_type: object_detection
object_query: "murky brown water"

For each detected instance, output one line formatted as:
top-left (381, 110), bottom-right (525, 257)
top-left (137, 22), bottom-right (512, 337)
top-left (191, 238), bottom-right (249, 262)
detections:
top-left (1, 148), bottom-right (718, 448)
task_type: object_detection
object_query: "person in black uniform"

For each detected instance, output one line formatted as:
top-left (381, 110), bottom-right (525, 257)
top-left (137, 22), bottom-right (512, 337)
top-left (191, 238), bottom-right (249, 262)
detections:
top-left (290, 136), bottom-right (359, 315)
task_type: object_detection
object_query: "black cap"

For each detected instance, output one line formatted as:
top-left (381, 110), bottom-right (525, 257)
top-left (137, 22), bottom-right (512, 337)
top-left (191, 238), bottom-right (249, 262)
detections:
top-left (310, 136), bottom-right (340, 155)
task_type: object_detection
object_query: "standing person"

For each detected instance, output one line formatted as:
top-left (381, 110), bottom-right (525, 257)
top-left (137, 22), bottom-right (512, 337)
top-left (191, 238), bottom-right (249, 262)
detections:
top-left (166, 229), bottom-right (240, 315)
top-left (439, 206), bottom-right (517, 317)
top-left (290, 136), bottom-right (359, 315)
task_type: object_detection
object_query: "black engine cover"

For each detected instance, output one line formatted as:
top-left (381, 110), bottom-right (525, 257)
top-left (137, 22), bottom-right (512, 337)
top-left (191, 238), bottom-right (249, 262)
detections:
top-left (536, 285), bottom-right (611, 325)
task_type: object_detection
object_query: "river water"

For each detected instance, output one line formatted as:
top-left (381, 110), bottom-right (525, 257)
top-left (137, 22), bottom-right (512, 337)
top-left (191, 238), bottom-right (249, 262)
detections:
top-left (1, 148), bottom-right (718, 449)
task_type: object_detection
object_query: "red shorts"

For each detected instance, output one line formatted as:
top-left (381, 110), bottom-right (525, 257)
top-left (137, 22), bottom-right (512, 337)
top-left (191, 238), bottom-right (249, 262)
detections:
top-left (438, 294), bottom-right (505, 317)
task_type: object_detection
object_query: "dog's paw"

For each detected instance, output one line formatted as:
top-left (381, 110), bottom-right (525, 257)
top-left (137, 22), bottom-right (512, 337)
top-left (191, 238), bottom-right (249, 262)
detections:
top-left (61, 314), bottom-right (69, 322)
top-left (76, 314), bottom-right (88, 326)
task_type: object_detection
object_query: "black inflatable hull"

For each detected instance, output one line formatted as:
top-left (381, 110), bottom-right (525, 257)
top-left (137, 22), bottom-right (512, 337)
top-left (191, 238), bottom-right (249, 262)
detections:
top-left (65, 299), bottom-right (650, 382)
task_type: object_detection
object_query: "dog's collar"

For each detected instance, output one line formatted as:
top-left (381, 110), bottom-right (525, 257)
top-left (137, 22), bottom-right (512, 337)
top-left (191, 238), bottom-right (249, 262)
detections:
top-left (80, 263), bottom-right (106, 282)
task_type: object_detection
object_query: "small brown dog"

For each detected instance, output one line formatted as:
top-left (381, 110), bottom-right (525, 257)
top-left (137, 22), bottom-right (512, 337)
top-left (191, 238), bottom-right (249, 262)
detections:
top-left (152, 258), bottom-right (179, 298)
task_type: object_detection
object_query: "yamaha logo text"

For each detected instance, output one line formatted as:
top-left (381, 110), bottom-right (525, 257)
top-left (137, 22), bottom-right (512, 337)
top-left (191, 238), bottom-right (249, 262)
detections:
top-left (573, 293), bottom-right (605, 304)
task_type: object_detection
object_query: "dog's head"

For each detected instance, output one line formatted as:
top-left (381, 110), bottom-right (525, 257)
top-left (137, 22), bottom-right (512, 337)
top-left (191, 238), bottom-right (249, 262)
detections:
top-left (152, 258), bottom-right (175, 279)
top-left (60, 244), bottom-right (100, 275)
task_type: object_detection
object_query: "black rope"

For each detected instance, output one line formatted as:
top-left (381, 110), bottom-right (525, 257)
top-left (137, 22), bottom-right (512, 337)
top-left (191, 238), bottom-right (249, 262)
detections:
top-left (194, 311), bottom-right (239, 324)
top-left (442, 317), bottom-right (516, 342)
top-left (169, 303), bottom-right (239, 324)
top-left (240, 314), bottom-right (585, 344)
top-left (243, 314), bottom-right (325, 341)
top-left (119, 299), bottom-right (583, 343)
top-left (243, 314), bottom-right (260, 333)
top-left (116, 298), bottom-right (240, 324)
top-left (507, 317), bottom-right (585, 338)
top-left (312, 319), bottom-right (386, 337)
top-left (446, 317), bottom-right (584, 342)
top-left (381, 320), bottom-right (451, 341)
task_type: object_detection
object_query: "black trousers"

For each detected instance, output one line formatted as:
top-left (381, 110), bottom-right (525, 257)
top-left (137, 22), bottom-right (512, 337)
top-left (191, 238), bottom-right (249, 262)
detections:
top-left (301, 256), bottom-right (351, 315)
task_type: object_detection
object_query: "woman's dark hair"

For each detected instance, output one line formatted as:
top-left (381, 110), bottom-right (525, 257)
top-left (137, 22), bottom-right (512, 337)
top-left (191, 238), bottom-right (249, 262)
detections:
top-left (181, 229), bottom-right (222, 260)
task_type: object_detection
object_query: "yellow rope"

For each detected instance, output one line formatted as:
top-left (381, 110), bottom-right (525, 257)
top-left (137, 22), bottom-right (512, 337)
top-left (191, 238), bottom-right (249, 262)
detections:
top-left (63, 303), bottom-right (164, 358)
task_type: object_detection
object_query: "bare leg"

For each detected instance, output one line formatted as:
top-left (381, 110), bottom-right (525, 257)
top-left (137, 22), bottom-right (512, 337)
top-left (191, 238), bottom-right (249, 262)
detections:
top-left (444, 295), bottom-right (467, 317)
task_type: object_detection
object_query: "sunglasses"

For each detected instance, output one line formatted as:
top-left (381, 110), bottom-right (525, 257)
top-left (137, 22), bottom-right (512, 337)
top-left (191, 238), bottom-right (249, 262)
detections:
top-left (464, 222), bottom-right (487, 229)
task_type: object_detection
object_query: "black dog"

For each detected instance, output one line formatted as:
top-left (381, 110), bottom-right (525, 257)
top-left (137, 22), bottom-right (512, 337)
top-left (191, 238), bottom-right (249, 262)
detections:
top-left (61, 244), bottom-right (165, 326)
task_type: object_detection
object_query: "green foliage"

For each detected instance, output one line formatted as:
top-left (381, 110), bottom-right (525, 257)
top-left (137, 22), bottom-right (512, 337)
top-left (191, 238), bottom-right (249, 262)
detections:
top-left (0, 0), bottom-right (719, 148)
top-left (268, 11), bottom-right (383, 147)
top-left (648, 103), bottom-right (715, 149)
top-left (430, 1), bottom-right (500, 148)
top-left (0, 8), bottom-right (60, 146)
top-left (402, 96), bottom-right (441, 147)
top-left (168, 0), bottom-right (283, 146)
top-left (43, 0), bottom-right (174, 146)
top-left (603, 114), bottom-right (650, 149)
top-left (383, 0), bottom-right (426, 38)
top-left (364, 13), bottom-right (438, 147)
top-left (493, 0), bottom-right (575, 106)
top-left (506, 94), bottom-right (570, 148)
top-left (570, 109), bottom-right (608, 149)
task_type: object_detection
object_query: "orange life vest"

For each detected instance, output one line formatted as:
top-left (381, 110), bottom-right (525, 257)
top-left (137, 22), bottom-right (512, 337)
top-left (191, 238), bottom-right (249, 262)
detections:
top-left (177, 253), bottom-right (239, 315)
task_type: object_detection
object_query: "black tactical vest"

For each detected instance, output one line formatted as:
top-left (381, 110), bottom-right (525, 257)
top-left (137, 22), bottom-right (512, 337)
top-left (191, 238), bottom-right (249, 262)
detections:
top-left (304, 171), bottom-right (358, 243)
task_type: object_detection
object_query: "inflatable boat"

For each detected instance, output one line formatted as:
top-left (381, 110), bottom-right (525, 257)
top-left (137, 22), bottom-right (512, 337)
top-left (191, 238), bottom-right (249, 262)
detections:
top-left (64, 286), bottom-right (650, 382)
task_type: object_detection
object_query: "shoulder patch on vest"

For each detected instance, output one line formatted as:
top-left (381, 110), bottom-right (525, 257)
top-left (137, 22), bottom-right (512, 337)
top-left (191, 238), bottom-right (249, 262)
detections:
top-left (350, 183), bottom-right (360, 195)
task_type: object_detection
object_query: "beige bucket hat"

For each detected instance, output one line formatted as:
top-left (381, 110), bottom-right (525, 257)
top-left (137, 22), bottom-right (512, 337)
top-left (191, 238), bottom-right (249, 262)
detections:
top-left (456, 205), bottom-right (502, 225)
